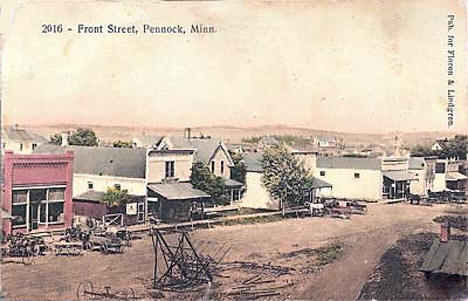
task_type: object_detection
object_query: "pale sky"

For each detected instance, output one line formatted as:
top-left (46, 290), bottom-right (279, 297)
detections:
top-left (1, 0), bottom-right (467, 133)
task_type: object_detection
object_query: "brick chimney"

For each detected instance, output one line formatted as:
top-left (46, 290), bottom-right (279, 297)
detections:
top-left (440, 222), bottom-right (451, 242)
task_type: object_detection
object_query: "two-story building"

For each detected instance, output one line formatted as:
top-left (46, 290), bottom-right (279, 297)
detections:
top-left (145, 148), bottom-right (210, 222)
top-left (155, 136), bottom-right (243, 203)
top-left (408, 156), bottom-right (436, 195)
top-left (2, 151), bottom-right (74, 235)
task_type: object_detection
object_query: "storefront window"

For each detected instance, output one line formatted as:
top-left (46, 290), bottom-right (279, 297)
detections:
top-left (48, 188), bottom-right (65, 200)
top-left (30, 189), bottom-right (46, 202)
top-left (12, 205), bottom-right (27, 227)
top-left (48, 202), bottom-right (64, 223)
top-left (12, 190), bottom-right (27, 204)
top-left (40, 203), bottom-right (47, 223)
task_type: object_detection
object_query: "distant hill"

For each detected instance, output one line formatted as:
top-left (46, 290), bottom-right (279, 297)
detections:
top-left (16, 123), bottom-right (464, 147)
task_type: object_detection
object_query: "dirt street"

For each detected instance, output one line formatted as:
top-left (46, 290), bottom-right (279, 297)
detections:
top-left (1, 203), bottom-right (463, 300)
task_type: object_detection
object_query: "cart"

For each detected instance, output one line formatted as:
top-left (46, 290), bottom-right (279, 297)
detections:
top-left (85, 234), bottom-right (125, 254)
top-left (54, 241), bottom-right (83, 256)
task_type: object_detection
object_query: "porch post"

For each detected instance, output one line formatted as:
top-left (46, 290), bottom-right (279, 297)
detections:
top-left (45, 188), bottom-right (49, 228)
top-left (26, 190), bottom-right (30, 232)
top-left (230, 189), bottom-right (234, 204)
top-left (238, 189), bottom-right (241, 201)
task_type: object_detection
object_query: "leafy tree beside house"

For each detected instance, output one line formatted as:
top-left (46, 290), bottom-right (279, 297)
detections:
top-left (101, 187), bottom-right (132, 207)
top-left (191, 162), bottom-right (229, 205)
top-left (50, 128), bottom-right (99, 146)
top-left (230, 153), bottom-right (247, 185)
top-left (260, 143), bottom-right (314, 212)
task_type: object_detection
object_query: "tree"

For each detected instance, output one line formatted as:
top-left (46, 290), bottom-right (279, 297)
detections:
top-left (191, 162), bottom-right (229, 205)
top-left (113, 140), bottom-right (133, 148)
top-left (101, 187), bottom-right (132, 207)
top-left (439, 135), bottom-right (467, 160)
top-left (410, 144), bottom-right (436, 157)
top-left (49, 128), bottom-right (99, 146)
top-left (260, 143), bottom-right (313, 211)
top-left (50, 133), bottom-right (62, 145)
top-left (230, 153), bottom-right (247, 185)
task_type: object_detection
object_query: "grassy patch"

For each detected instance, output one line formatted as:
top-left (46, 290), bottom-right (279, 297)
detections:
top-left (224, 214), bottom-right (284, 226)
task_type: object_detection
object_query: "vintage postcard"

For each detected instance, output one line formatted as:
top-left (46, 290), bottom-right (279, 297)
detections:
top-left (0, 0), bottom-right (467, 300)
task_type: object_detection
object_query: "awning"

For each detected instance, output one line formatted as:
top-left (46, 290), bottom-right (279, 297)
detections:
top-left (446, 172), bottom-right (468, 181)
top-left (224, 178), bottom-right (244, 188)
top-left (147, 183), bottom-right (210, 201)
top-left (305, 178), bottom-right (333, 189)
top-left (383, 171), bottom-right (418, 181)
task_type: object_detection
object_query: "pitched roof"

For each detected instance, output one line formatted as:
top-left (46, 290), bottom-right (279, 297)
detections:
top-left (242, 152), bottom-right (263, 172)
top-left (309, 178), bottom-right (333, 189)
top-left (132, 136), bottom-right (163, 148)
top-left (316, 157), bottom-right (381, 170)
top-left (158, 137), bottom-right (234, 166)
top-left (420, 238), bottom-right (468, 276)
top-left (147, 182), bottom-right (210, 200)
top-left (1, 126), bottom-right (47, 143)
top-left (33, 144), bottom-right (146, 179)
top-left (73, 190), bottom-right (145, 203)
top-left (409, 157), bottom-right (425, 170)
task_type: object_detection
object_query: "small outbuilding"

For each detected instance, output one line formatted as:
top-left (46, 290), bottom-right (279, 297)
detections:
top-left (147, 182), bottom-right (211, 223)
top-left (420, 223), bottom-right (468, 282)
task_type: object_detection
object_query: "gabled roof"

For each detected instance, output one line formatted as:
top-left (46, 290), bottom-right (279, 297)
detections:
top-left (147, 183), bottom-right (210, 200)
top-left (316, 157), bottom-right (381, 170)
top-left (242, 152), bottom-right (263, 172)
top-left (1, 126), bottom-right (47, 143)
top-left (132, 135), bottom-right (163, 148)
top-left (33, 144), bottom-right (146, 179)
top-left (157, 137), bottom-right (234, 166)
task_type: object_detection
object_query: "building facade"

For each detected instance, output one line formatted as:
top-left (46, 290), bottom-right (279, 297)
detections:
top-left (2, 151), bottom-right (74, 234)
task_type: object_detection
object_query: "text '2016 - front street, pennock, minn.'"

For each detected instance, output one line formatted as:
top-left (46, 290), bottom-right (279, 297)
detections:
top-left (41, 23), bottom-right (217, 35)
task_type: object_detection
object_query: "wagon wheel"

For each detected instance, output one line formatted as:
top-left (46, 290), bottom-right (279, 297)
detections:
top-left (32, 244), bottom-right (41, 256)
top-left (100, 243), bottom-right (108, 255)
top-left (85, 241), bottom-right (94, 251)
top-left (76, 280), bottom-right (94, 301)
top-left (115, 287), bottom-right (136, 300)
top-left (117, 245), bottom-right (125, 253)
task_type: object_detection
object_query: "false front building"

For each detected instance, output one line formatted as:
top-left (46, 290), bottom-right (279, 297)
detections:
top-left (2, 151), bottom-right (74, 235)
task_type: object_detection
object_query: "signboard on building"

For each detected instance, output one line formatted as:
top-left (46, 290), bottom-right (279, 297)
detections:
top-left (126, 202), bottom-right (137, 215)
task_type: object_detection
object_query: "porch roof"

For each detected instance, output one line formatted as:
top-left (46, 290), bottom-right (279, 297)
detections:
top-left (147, 183), bottom-right (210, 201)
top-left (383, 170), bottom-right (418, 181)
top-left (446, 172), bottom-right (468, 181)
top-left (224, 178), bottom-right (244, 188)
top-left (306, 178), bottom-right (333, 189)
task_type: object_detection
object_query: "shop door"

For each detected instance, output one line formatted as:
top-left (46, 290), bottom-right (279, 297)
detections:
top-left (30, 203), bottom-right (39, 230)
